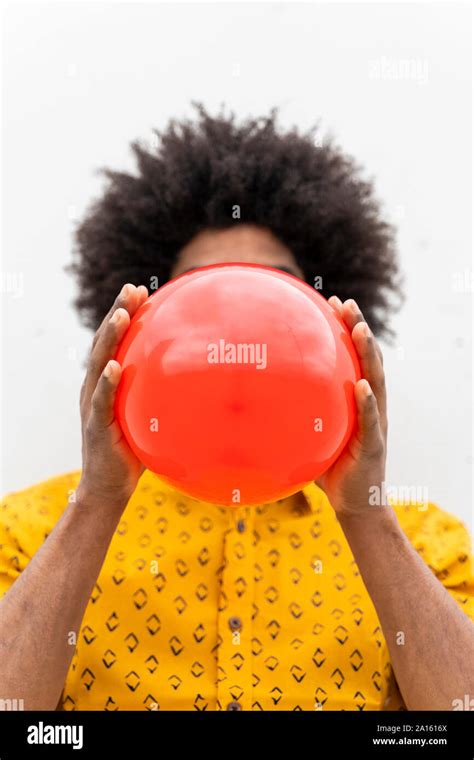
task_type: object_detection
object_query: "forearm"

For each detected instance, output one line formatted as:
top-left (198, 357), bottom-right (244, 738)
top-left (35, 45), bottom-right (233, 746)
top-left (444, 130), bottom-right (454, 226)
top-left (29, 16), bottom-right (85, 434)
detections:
top-left (0, 493), bottom-right (123, 710)
top-left (338, 507), bottom-right (474, 710)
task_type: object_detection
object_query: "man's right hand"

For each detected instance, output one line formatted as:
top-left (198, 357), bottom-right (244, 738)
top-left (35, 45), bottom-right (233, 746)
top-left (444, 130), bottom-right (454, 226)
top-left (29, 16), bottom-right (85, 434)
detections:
top-left (77, 282), bottom-right (149, 510)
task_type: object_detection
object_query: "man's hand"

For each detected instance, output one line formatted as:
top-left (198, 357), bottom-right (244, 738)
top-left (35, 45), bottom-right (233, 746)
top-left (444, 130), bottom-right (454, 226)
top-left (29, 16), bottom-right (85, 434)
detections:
top-left (0, 282), bottom-right (150, 708)
top-left (316, 296), bottom-right (387, 516)
top-left (77, 282), bottom-right (149, 509)
top-left (318, 298), bottom-right (474, 709)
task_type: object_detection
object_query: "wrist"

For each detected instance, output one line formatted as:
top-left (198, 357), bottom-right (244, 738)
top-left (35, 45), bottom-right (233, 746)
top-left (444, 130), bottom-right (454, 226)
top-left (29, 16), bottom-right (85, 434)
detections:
top-left (337, 503), bottom-right (400, 535)
top-left (337, 506), bottom-right (409, 578)
top-left (74, 479), bottom-right (129, 517)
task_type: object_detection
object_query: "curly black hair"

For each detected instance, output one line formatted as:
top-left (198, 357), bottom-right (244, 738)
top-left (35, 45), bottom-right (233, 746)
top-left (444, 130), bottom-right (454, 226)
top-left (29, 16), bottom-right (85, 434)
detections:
top-left (69, 104), bottom-right (402, 338)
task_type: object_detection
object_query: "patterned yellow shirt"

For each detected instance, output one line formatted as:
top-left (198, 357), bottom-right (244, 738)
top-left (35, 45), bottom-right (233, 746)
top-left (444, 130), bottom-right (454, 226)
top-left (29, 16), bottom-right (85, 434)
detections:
top-left (1, 470), bottom-right (473, 711)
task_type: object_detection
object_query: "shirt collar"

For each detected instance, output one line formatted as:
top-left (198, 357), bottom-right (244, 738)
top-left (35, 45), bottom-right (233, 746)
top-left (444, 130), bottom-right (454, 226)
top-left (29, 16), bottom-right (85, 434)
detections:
top-left (300, 481), bottom-right (327, 515)
top-left (142, 469), bottom-right (326, 516)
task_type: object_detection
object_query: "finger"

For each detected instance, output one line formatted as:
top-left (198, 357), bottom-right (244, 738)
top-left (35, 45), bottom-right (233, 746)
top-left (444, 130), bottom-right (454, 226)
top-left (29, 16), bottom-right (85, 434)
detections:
top-left (92, 283), bottom-right (148, 350)
top-left (328, 295), bottom-right (343, 316)
top-left (341, 298), bottom-right (384, 365)
top-left (342, 298), bottom-right (383, 367)
top-left (340, 298), bottom-right (366, 332)
top-left (353, 379), bottom-right (384, 459)
top-left (351, 321), bottom-right (387, 431)
top-left (90, 360), bottom-right (122, 429)
top-left (82, 308), bottom-right (130, 412)
top-left (83, 284), bottom-right (148, 410)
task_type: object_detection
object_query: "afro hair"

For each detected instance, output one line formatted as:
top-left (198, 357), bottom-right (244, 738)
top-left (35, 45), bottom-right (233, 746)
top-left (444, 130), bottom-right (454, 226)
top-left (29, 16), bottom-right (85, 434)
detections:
top-left (69, 104), bottom-right (401, 338)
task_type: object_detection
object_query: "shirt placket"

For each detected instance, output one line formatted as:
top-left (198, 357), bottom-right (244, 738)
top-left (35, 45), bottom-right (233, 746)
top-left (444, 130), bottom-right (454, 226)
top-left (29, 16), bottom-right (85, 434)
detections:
top-left (216, 506), bottom-right (255, 711)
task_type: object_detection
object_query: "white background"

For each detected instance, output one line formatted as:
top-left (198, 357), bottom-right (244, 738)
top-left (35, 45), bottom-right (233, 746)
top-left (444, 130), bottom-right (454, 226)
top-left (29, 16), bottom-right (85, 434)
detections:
top-left (1, 2), bottom-right (472, 527)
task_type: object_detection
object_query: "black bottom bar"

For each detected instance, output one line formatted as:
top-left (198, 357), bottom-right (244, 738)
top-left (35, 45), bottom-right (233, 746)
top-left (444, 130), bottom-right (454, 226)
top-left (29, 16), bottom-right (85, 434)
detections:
top-left (0, 709), bottom-right (473, 757)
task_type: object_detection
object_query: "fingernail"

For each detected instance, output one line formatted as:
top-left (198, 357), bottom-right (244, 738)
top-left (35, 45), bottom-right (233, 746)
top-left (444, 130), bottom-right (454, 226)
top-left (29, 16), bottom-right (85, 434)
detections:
top-left (104, 361), bottom-right (113, 378)
top-left (120, 283), bottom-right (132, 297)
top-left (110, 310), bottom-right (121, 324)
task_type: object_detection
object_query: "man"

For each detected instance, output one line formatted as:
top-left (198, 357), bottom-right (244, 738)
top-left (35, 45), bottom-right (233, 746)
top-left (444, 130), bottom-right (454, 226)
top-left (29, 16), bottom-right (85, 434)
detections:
top-left (0, 106), bottom-right (473, 711)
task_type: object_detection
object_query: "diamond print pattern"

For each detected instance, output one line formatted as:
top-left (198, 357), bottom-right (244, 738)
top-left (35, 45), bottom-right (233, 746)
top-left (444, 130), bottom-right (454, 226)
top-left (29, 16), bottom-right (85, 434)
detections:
top-left (1, 469), bottom-right (470, 712)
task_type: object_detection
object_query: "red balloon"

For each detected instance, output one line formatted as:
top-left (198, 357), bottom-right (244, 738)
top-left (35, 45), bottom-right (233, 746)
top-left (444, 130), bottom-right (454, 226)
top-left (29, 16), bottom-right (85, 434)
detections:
top-left (115, 264), bottom-right (360, 506)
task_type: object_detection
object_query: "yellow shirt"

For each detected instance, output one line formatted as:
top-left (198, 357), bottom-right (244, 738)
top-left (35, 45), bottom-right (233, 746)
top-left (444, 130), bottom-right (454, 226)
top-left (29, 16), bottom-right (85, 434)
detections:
top-left (1, 470), bottom-right (473, 711)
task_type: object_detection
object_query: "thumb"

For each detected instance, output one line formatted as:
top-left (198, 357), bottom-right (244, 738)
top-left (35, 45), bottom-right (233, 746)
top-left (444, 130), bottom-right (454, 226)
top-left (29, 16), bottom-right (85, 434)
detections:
top-left (90, 359), bottom-right (122, 429)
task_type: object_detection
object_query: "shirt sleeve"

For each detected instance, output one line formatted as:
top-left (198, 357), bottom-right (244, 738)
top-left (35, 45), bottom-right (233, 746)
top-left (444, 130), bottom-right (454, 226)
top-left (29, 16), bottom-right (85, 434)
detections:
top-left (393, 501), bottom-right (474, 623)
top-left (0, 472), bottom-right (81, 599)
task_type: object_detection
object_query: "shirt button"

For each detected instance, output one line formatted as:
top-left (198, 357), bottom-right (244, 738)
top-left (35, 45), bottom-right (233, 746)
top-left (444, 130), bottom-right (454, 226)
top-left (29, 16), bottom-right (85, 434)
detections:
top-left (227, 701), bottom-right (242, 711)
top-left (236, 519), bottom-right (246, 533)
top-left (228, 615), bottom-right (242, 632)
